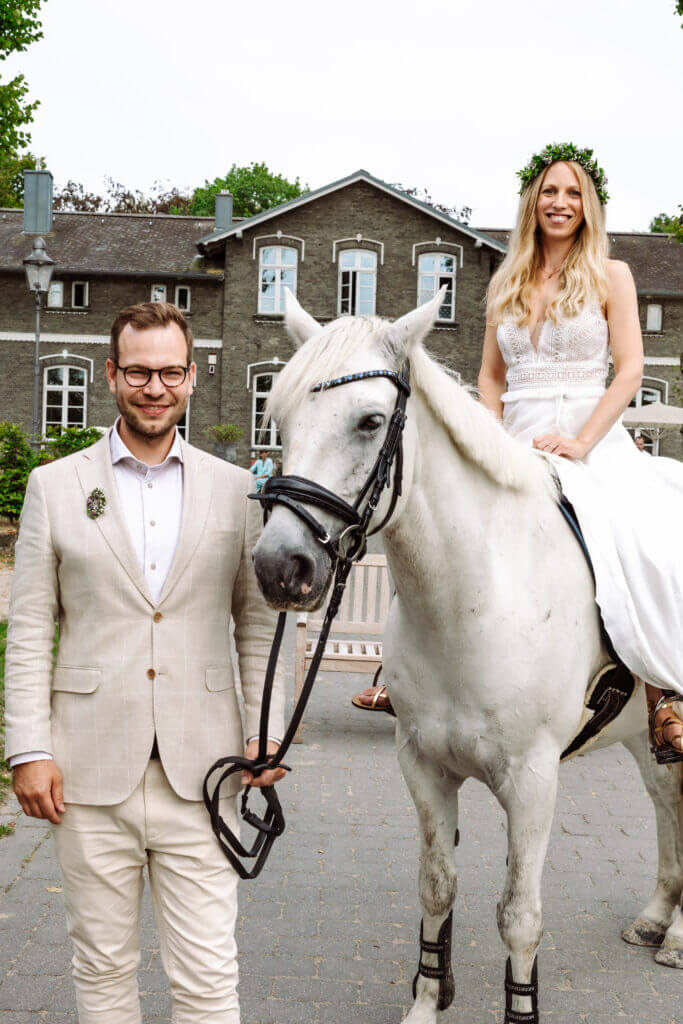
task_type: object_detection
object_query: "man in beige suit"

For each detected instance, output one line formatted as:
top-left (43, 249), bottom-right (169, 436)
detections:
top-left (5, 301), bottom-right (285, 1024)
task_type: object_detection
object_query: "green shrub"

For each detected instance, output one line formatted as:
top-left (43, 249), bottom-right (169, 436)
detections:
top-left (204, 423), bottom-right (244, 443)
top-left (45, 426), bottom-right (102, 459)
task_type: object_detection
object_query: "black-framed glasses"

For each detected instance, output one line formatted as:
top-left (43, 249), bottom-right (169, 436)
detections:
top-left (115, 364), bottom-right (189, 388)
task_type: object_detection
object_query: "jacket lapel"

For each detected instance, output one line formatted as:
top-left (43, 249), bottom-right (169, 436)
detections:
top-left (75, 433), bottom-right (155, 606)
top-left (158, 439), bottom-right (214, 605)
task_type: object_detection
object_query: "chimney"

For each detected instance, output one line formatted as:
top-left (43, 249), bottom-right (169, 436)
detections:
top-left (215, 191), bottom-right (233, 232)
top-left (23, 170), bottom-right (53, 234)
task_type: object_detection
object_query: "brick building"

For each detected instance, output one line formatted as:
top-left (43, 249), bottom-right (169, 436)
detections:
top-left (1, 170), bottom-right (681, 461)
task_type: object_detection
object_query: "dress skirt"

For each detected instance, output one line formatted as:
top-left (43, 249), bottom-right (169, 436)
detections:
top-left (502, 389), bottom-right (683, 695)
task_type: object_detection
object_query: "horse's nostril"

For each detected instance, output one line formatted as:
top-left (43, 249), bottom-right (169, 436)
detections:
top-left (285, 553), bottom-right (315, 593)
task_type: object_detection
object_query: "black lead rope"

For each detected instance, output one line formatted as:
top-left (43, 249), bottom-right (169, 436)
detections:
top-left (203, 364), bottom-right (410, 880)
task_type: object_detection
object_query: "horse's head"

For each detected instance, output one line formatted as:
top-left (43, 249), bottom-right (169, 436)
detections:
top-left (252, 288), bottom-right (444, 611)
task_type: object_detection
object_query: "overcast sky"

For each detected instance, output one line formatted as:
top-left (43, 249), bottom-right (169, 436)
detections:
top-left (7, 0), bottom-right (682, 231)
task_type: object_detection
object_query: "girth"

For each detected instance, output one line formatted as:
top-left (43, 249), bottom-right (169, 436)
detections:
top-left (558, 491), bottom-right (634, 761)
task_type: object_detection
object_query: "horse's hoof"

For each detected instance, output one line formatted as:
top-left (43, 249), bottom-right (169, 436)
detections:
top-left (621, 916), bottom-right (666, 947)
top-left (654, 941), bottom-right (683, 969)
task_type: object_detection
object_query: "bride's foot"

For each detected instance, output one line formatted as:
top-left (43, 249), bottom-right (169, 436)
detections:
top-left (648, 690), bottom-right (683, 764)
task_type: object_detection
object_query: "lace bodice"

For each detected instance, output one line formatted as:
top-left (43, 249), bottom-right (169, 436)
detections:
top-left (496, 305), bottom-right (609, 399)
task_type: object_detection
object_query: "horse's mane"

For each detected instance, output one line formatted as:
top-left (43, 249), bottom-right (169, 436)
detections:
top-left (269, 317), bottom-right (555, 497)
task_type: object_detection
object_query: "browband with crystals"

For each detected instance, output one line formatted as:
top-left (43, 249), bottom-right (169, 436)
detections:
top-left (311, 369), bottom-right (411, 395)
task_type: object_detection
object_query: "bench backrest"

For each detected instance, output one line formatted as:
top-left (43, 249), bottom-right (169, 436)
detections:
top-left (305, 554), bottom-right (390, 638)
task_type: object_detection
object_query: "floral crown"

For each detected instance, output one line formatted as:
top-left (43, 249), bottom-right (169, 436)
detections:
top-left (517, 143), bottom-right (609, 205)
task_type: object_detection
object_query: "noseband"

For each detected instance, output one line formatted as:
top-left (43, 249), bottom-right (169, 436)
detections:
top-left (250, 365), bottom-right (411, 563)
top-left (203, 364), bottom-right (411, 879)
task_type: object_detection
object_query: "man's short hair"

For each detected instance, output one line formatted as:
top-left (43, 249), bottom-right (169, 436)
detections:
top-left (110, 302), bottom-right (194, 364)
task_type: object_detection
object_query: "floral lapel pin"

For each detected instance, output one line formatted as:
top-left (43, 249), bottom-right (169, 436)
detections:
top-left (86, 487), bottom-right (107, 520)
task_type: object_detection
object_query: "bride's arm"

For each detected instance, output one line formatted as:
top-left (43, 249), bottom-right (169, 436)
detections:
top-left (478, 323), bottom-right (507, 422)
top-left (535, 261), bottom-right (643, 458)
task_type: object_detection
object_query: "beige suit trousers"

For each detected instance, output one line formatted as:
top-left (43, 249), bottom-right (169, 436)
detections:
top-left (52, 761), bottom-right (240, 1024)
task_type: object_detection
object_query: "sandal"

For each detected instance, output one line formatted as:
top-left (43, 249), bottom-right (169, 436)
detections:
top-left (351, 683), bottom-right (396, 717)
top-left (648, 691), bottom-right (683, 765)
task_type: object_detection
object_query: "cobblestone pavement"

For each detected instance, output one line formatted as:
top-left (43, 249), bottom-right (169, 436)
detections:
top-left (1, 626), bottom-right (681, 1023)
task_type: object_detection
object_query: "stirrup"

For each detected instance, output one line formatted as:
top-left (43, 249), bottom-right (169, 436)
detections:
top-left (412, 910), bottom-right (455, 1011)
top-left (504, 956), bottom-right (539, 1024)
top-left (648, 691), bottom-right (683, 765)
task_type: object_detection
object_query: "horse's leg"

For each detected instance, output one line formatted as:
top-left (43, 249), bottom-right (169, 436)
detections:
top-left (397, 726), bottom-right (462, 1024)
top-left (621, 734), bottom-right (683, 966)
top-left (495, 756), bottom-right (559, 1023)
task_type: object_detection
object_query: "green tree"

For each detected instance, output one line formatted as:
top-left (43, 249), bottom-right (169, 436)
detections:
top-left (53, 177), bottom-right (193, 215)
top-left (0, 0), bottom-right (43, 153)
top-left (0, 149), bottom-right (43, 207)
top-left (186, 162), bottom-right (308, 218)
top-left (649, 208), bottom-right (683, 243)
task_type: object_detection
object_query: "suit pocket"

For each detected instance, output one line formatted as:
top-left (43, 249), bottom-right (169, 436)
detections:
top-left (52, 666), bottom-right (102, 694)
top-left (205, 665), bottom-right (236, 692)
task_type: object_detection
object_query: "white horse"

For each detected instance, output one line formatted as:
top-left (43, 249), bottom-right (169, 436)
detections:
top-left (252, 290), bottom-right (683, 1023)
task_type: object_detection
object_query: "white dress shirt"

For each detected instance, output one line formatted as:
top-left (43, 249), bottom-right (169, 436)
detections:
top-left (11, 422), bottom-right (184, 767)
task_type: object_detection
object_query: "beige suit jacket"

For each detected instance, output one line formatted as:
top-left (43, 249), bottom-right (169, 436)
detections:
top-left (5, 433), bottom-right (285, 804)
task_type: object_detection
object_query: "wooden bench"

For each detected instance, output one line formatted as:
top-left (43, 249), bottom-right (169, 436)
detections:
top-left (294, 553), bottom-right (391, 742)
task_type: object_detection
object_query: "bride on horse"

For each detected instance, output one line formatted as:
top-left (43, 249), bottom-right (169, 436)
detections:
top-left (355, 142), bottom-right (683, 763)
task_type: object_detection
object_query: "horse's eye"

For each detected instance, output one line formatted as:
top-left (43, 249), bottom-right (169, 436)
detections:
top-left (357, 414), bottom-right (385, 433)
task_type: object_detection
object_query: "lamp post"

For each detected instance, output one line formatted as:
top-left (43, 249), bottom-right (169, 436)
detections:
top-left (23, 237), bottom-right (55, 449)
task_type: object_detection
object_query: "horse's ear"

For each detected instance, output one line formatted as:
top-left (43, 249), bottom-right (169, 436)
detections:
top-left (284, 288), bottom-right (320, 348)
top-left (386, 286), bottom-right (447, 359)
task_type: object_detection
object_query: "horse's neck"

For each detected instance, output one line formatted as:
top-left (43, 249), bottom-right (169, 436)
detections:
top-left (383, 394), bottom-right (538, 611)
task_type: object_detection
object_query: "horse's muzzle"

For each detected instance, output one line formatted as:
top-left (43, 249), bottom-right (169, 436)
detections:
top-left (253, 525), bottom-right (332, 611)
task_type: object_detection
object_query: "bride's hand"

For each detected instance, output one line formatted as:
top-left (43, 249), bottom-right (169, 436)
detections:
top-left (532, 434), bottom-right (590, 460)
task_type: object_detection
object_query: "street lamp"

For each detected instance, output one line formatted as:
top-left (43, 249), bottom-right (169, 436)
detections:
top-left (23, 237), bottom-right (55, 448)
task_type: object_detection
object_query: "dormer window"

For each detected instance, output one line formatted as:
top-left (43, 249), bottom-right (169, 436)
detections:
top-left (72, 281), bottom-right (89, 308)
top-left (175, 285), bottom-right (191, 313)
top-left (338, 250), bottom-right (377, 315)
top-left (258, 246), bottom-right (297, 314)
top-left (418, 253), bottom-right (456, 322)
top-left (151, 284), bottom-right (167, 303)
top-left (47, 281), bottom-right (64, 308)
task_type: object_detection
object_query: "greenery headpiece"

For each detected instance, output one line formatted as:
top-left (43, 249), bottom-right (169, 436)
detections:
top-left (517, 143), bottom-right (609, 205)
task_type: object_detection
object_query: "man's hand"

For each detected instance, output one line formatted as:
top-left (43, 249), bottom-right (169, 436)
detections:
top-left (13, 760), bottom-right (65, 825)
top-left (241, 739), bottom-right (287, 788)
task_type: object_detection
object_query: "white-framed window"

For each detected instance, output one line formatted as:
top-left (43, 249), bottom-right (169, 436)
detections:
top-left (338, 250), bottom-right (377, 315)
top-left (71, 281), bottom-right (89, 308)
top-left (177, 405), bottom-right (189, 440)
top-left (175, 285), bottom-right (191, 313)
top-left (252, 372), bottom-right (281, 449)
top-left (47, 281), bottom-right (64, 308)
top-left (151, 284), bottom-right (167, 303)
top-left (43, 365), bottom-right (87, 435)
top-left (258, 246), bottom-right (297, 314)
top-left (646, 304), bottom-right (662, 332)
top-left (418, 253), bottom-right (456, 321)
top-left (627, 377), bottom-right (668, 456)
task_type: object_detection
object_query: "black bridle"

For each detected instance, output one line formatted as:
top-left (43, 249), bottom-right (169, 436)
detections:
top-left (203, 364), bottom-right (410, 879)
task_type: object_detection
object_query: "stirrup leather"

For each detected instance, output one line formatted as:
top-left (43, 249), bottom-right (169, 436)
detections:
top-left (649, 691), bottom-right (683, 765)
top-left (412, 910), bottom-right (455, 1011)
top-left (504, 956), bottom-right (539, 1024)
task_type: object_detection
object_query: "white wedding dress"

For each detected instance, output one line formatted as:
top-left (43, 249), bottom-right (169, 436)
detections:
top-left (497, 306), bottom-right (683, 696)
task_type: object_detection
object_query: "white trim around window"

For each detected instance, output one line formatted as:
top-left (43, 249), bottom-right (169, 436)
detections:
top-left (175, 284), bottom-right (191, 312)
top-left (258, 246), bottom-right (297, 314)
top-left (151, 283), bottom-right (167, 303)
top-left (42, 364), bottom-right (87, 435)
top-left (337, 249), bottom-right (377, 316)
top-left (251, 372), bottom-right (282, 449)
top-left (417, 252), bottom-right (456, 322)
top-left (71, 281), bottom-right (89, 308)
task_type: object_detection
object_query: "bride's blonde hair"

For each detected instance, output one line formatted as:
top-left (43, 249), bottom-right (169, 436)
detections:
top-left (487, 162), bottom-right (609, 326)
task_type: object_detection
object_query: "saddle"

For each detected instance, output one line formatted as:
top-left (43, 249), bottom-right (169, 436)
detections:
top-left (557, 493), bottom-right (636, 761)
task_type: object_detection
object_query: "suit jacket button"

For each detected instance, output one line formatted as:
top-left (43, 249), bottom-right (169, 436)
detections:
top-left (147, 668), bottom-right (156, 680)
top-left (153, 612), bottom-right (162, 623)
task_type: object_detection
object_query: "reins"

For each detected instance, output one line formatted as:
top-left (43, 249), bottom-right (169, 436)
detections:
top-left (203, 364), bottom-right (410, 879)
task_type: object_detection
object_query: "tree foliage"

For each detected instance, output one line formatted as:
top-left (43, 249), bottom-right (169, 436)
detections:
top-left (53, 177), bottom-right (193, 215)
top-left (0, 149), bottom-right (43, 207)
top-left (649, 208), bottom-right (683, 243)
top-left (392, 183), bottom-right (472, 224)
top-left (186, 163), bottom-right (308, 218)
top-left (0, 0), bottom-right (43, 153)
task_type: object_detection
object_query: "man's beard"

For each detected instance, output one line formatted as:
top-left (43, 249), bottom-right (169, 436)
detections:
top-left (116, 391), bottom-right (187, 441)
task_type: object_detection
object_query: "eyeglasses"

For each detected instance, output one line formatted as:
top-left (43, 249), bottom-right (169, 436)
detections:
top-left (115, 364), bottom-right (189, 388)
